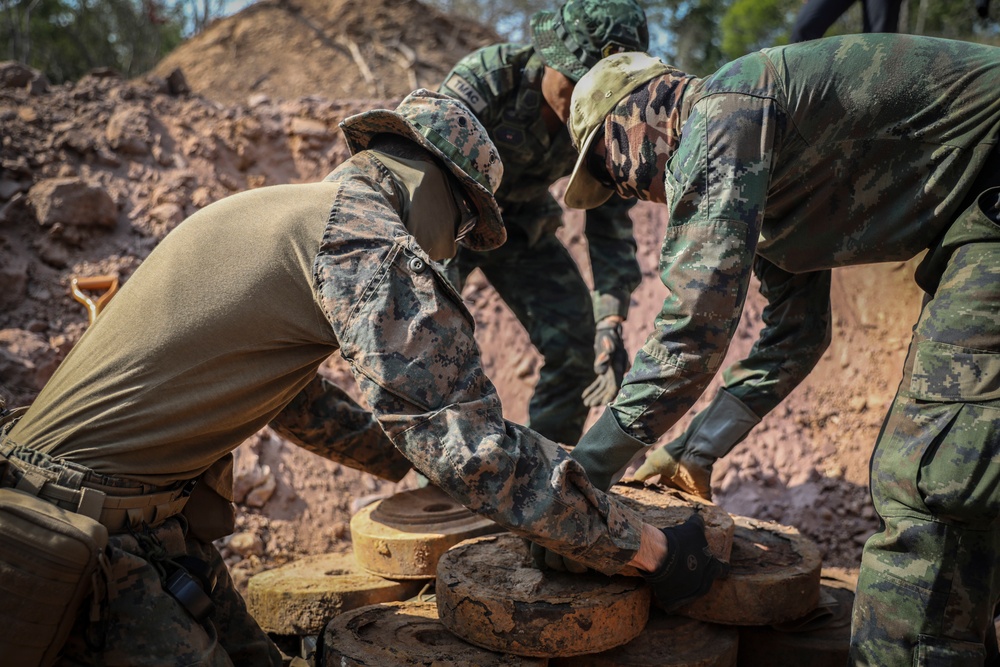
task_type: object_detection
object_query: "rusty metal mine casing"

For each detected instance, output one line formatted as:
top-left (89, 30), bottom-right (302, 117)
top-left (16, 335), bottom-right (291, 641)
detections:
top-left (435, 533), bottom-right (652, 658)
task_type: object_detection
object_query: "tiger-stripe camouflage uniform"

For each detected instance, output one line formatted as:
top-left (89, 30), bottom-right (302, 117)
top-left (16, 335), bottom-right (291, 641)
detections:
top-left (564, 38), bottom-right (1000, 666)
top-left (438, 0), bottom-right (647, 444)
top-left (0, 90), bottom-right (643, 665)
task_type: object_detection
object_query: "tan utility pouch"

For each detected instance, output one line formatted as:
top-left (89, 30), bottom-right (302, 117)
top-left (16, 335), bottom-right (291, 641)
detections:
top-left (0, 486), bottom-right (109, 667)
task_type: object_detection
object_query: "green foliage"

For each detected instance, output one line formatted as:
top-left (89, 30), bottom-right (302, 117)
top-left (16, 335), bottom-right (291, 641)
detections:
top-left (647, 0), bottom-right (729, 74)
top-left (1, 0), bottom-right (186, 83)
top-left (720, 0), bottom-right (796, 60)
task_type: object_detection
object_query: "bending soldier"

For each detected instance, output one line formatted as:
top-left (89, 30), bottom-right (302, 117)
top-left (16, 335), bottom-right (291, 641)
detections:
top-left (438, 0), bottom-right (648, 444)
top-left (563, 38), bottom-right (1000, 665)
top-left (0, 90), bottom-right (722, 665)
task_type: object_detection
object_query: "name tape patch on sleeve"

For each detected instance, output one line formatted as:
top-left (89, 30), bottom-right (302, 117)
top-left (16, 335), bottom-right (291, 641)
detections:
top-left (444, 74), bottom-right (488, 114)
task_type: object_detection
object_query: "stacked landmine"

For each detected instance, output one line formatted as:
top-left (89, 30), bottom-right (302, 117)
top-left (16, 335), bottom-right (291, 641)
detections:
top-left (432, 481), bottom-right (852, 667)
top-left (247, 485), bottom-right (506, 662)
top-left (324, 601), bottom-right (548, 666)
top-left (254, 480), bottom-right (856, 665)
top-left (737, 568), bottom-right (857, 667)
top-left (350, 481), bottom-right (503, 579)
top-left (436, 533), bottom-right (652, 657)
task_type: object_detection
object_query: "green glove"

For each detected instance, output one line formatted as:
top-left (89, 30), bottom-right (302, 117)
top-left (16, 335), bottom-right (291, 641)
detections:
top-left (581, 317), bottom-right (630, 407)
top-left (633, 389), bottom-right (760, 500)
top-left (570, 408), bottom-right (649, 492)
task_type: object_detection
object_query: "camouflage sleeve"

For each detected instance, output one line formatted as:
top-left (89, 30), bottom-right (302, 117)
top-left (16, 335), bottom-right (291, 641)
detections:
top-left (610, 92), bottom-right (779, 443)
top-left (269, 373), bottom-right (413, 482)
top-left (439, 47), bottom-right (506, 129)
top-left (317, 193), bottom-right (642, 574)
top-left (720, 258), bottom-right (832, 418)
top-left (585, 194), bottom-right (641, 321)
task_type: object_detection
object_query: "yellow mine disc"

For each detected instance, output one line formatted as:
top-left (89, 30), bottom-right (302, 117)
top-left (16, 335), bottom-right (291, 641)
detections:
top-left (246, 552), bottom-right (425, 635)
top-left (350, 485), bottom-right (504, 580)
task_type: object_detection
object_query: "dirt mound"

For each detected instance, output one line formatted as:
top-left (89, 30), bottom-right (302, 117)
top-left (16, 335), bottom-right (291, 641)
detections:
top-left (151, 0), bottom-right (499, 105)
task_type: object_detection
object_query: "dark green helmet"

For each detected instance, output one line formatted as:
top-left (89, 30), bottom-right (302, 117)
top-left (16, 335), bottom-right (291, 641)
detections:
top-left (530, 0), bottom-right (649, 82)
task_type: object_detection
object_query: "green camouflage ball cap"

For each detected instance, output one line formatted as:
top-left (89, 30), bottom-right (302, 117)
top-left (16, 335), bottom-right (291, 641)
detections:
top-left (565, 52), bottom-right (673, 210)
top-left (340, 89), bottom-right (506, 251)
top-left (530, 0), bottom-right (649, 82)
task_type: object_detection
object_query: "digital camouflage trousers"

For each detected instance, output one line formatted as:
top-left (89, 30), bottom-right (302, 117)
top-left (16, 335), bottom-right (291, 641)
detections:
top-left (852, 186), bottom-right (1000, 666)
top-left (58, 516), bottom-right (282, 667)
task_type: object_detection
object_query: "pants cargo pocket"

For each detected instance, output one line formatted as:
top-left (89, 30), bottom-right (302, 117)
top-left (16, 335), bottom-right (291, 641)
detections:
top-left (915, 634), bottom-right (986, 667)
top-left (901, 339), bottom-right (1000, 527)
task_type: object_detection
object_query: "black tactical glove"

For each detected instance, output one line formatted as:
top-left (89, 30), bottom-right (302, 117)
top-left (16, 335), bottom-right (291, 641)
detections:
top-left (642, 513), bottom-right (730, 612)
top-left (582, 317), bottom-right (630, 407)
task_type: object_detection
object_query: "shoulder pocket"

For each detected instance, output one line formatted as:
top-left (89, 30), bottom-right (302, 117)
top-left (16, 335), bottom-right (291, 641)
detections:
top-left (342, 240), bottom-right (478, 412)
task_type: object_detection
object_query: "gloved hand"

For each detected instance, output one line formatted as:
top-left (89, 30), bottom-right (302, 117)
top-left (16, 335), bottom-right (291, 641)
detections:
top-left (632, 389), bottom-right (760, 501)
top-left (582, 317), bottom-right (630, 407)
top-left (529, 540), bottom-right (589, 574)
top-left (642, 513), bottom-right (730, 612)
top-left (633, 444), bottom-right (714, 500)
top-left (977, 0), bottom-right (990, 19)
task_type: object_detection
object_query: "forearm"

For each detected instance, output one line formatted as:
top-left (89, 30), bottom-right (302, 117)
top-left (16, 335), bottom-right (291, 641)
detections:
top-left (370, 391), bottom-right (644, 575)
top-left (721, 264), bottom-right (833, 418)
top-left (270, 374), bottom-right (411, 481)
top-left (585, 198), bottom-right (641, 321)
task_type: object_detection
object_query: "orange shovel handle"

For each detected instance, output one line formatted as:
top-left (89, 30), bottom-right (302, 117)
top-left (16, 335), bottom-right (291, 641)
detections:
top-left (71, 274), bottom-right (120, 325)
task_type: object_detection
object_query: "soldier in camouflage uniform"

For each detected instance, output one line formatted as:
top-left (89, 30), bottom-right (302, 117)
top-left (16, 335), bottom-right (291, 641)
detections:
top-left (560, 40), bottom-right (1000, 666)
top-left (0, 89), bottom-right (719, 665)
top-left (438, 0), bottom-right (648, 444)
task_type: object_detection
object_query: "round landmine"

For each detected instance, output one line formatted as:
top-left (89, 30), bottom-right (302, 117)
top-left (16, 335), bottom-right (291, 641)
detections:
top-left (321, 600), bottom-right (548, 666)
top-left (351, 485), bottom-right (504, 580)
top-left (435, 533), bottom-right (650, 658)
top-left (738, 568), bottom-right (857, 666)
top-left (612, 481), bottom-right (736, 576)
top-left (246, 552), bottom-right (425, 635)
top-left (551, 611), bottom-right (738, 667)
top-left (678, 515), bottom-right (822, 626)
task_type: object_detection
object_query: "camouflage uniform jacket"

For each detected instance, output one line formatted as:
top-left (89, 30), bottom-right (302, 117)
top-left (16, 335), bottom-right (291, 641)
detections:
top-left (441, 43), bottom-right (641, 320)
top-left (6, 152), bottom-right (640, 573)
top-left (605, 34), bottom-right (1000, 442)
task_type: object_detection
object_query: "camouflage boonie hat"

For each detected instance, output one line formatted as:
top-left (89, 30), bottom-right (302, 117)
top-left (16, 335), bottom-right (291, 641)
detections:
top-left (565, 52), bottom-right (672, 209)
top-left (530, 0), bottom-right (649, 82)
top-left (340, 89), bottom-right (506, 251)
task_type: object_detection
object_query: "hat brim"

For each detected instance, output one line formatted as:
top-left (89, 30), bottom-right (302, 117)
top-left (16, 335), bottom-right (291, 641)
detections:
top-left (565, 123), bottom-right (614, 210)
top-left (565, 56), bottom-right (676, 209)
top-left (530, 10), bottom-right (589, 82)
top-left (340, 109), bottom-right (506, 252)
